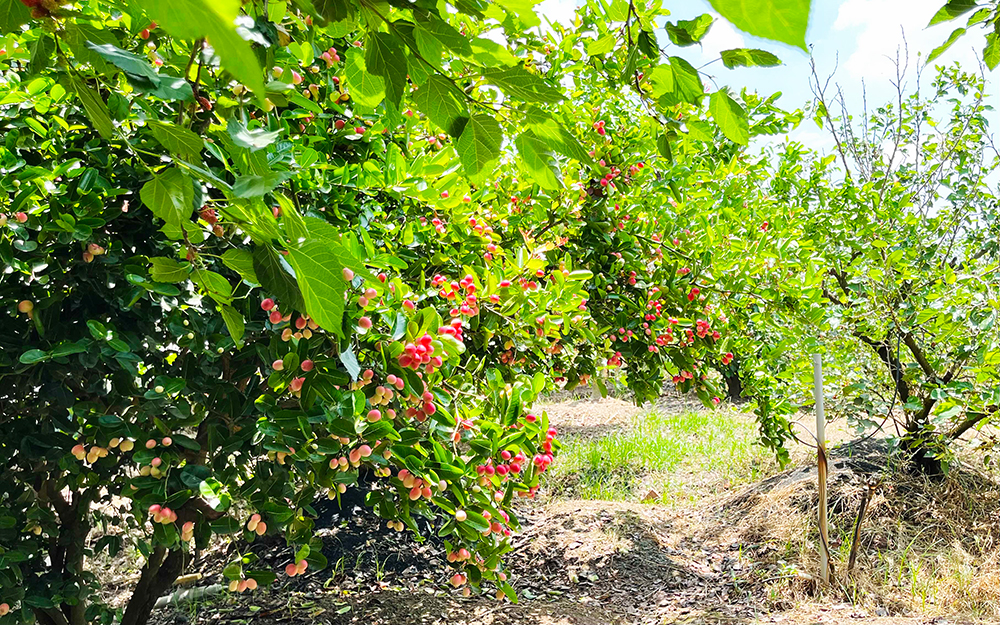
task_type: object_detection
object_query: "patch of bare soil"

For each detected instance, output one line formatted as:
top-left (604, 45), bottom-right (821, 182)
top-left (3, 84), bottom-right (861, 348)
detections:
top-left (536, 387), bottom-right (705, 442)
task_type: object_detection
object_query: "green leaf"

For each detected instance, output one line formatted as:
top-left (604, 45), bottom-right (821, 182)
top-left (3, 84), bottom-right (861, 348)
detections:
top-left (365, 32), bottom-right (407, 110)
top-left (314, 0), bottom-right (355, 22)
top-left (232, 171), bottom-right (292, 198)
top-left (411, 75), bottom-right (470, 138)
top-left (928, 0), bottom-right (979, 26)
top-left (645, 65), bottom-right (675, 98)
top-left (149, 257), bottom-right (191, 282)
top-left (137, 0), bottom-right (265, 97)
top-left (221, 249), bottom-right (259, 284)
top-left (709, 90), bottom-right (749, 145)
top-left (668, 56), bottom-right (704, 104)
top-left (210, 518), bottom-right (242, 534)
top-left (499, 581), bottom-right (518, 604)
top-left (708, 0), bottom-right (811, 52)
top-left (148, 121), bottom-right (204, 161)
top-left (720, 48), bottom-right (782, 69)
top-left (67, 75), bottom-right (115, 140)
top-left (19, 349), bottom-right (49, 364)
top-left (0, 0), bottom-right (31, 35)
top-left (345, 48), bottom-right (385, 109)
top-left (220, 305), bottom-right (245, 347)
top-left (63, 24), bottom-right (120, 74)
top-left (587, 33), bottom-right (616, 56)
top-left (86, 42), bottom-right (160, 81)
top-left (415, 12), bottom-right (472, 57)
top-left (340, 346), bottom-right (361, 380)
top-left (665, 14), bottom-right (714, 46)
top-left (253, 246), bottom-right (305, 312)
top-left (985, 32), bottom-right (1000, 70)
top-left (286, 240), bottom-right (365, 338)
top-left (193, 269), bottom-right (233, 305)
top-left (657, 133), bottom-right (673, 161)
top-left (227, 118), bottom-right (282, 151)
top-left (481, 66), bottom-right (563, 103)
top-left (29, 34), bottom-right (54, 77)
top-left (927, 27), bottom-right (967, 63)
top-left (515, 131), bottom-right (561, 190)
top-left (456, 114), bottom-right (502, 178)
top-left (524, 109), bottom-right (596, 167)
top-left (141, 168), bottom-right (193, 232)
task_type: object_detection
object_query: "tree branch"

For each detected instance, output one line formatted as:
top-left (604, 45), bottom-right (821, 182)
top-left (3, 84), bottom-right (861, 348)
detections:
top-left (947, 407), bottom-right (995, 440)
top-left (901, 332), bottom-right (936, 381)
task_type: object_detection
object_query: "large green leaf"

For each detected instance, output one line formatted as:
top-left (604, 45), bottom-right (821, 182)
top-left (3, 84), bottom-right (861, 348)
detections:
top-left (221, 249), bottom-right (259, 284)
top-left (411, 75), bottom-right (470, 137)
top-left (515, 131), bottom-right (561, 190)
top-left (232, 172), bottom-right (292, 198)
top-left (415, 12), bottom-right (472, 57)
top-left (67, 76), bottom-right (115, 140)
top-left (314, 0), bottom-right (355, 22)
top-left (365, 32), bottom-right (408, 110)
top-left (345, 49), bottom-right (385, 109)
top-left (927, 27), bottom-right (967, 63)
top-left (928, 0), bottom-right (979, 26)
top-left (84, 43), bottom-right (194, 100)
top-left (253, 246), bottom-right (305, 311)
top-left (0, 0), bottom-right (31, 35)
top-left (665, 14), bottom-right (714, 47)
top-left (645, 65), bottom-right (675, 97)
top-left (667, 56), bottom-right (704, 105)
top-left (286, 232), bottom-right (370, 338)
top-left (192, 269), bottom-right (233, 304)
top-left (985, 32), bottom-right (1000, 71)
top-left (148, 121), bottom-right (204, 161)
top-left (137, 0), bottom-right (265, 96)
top-left (140, 168), bottom-right (193, 231)
top-left (720, 48), bottom-right (782, 69)
top-left (708, 0), bottom-right (811, 52)
top-left (63, 24), bottom-right (120, 74)
top-left (220, 305), bottom-right (245, 347)
top-left (524, 109), bottom-right (596, 167)
top-left (149, 257), bottom-right (192, 282)
top-left (456, 114), bottom-right (502, 178)
top-left (709, 90), bottom-right (749, 145)
top-left (86, 42), bottom-right (160, 80)
top-left (481, 66), bottom-right (563, 103)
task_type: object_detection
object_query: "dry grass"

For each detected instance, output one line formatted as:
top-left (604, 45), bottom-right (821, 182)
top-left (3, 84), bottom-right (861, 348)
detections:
top-left (718, 454), bottom-right (1000, 619)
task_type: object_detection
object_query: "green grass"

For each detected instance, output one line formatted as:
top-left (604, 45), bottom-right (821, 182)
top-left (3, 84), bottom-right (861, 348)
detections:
top-left (545, 408), bottom-right (779, 504)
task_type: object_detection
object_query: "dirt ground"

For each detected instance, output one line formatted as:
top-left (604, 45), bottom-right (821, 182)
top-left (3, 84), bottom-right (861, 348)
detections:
top-left (145, 395), bottom-right (994, 625)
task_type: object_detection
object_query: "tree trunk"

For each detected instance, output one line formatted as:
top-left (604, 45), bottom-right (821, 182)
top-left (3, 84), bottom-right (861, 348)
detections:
top-left (120, 548), bottom-right (187, 625)
top-left (902, 403), bottom-right (945, 478)
top-left (722, 364), bottom-right (744, 403)
top-left (902, 438), bottom-right (945, 477)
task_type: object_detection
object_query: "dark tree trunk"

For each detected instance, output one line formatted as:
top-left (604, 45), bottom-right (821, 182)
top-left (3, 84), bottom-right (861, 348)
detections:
top-left (723, 368), bottom-right (744, 403)
top-left (121, 548), bottom-right (187, 625)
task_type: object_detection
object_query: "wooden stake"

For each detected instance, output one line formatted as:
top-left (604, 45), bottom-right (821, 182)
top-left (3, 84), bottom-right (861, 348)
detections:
top-left (813, 353), bottom-right (830, 584)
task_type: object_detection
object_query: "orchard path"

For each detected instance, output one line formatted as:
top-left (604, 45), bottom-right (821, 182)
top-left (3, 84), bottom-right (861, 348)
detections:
top-left (148, 394), bottom-right (983, 625)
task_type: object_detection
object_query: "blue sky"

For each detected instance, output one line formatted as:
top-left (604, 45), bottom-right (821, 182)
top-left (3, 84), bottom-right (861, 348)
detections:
top-left (535, 0), bottom-right (995, 149)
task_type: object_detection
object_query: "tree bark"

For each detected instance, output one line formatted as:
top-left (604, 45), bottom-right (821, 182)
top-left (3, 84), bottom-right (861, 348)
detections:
top-left (120, 548), bottom-right (187, 625)
top-left (722, 361), bottom-right (744, 403)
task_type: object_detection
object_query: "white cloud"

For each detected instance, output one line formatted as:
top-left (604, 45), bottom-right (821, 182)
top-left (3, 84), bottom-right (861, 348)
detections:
top-left (833, 0), bottom-right (985, 83)
top-left (535, 0), bottom-right (579, 27)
